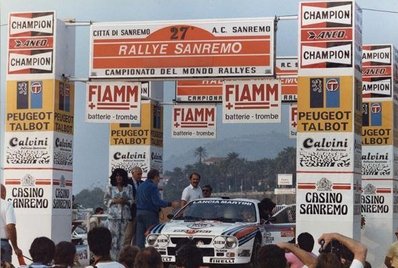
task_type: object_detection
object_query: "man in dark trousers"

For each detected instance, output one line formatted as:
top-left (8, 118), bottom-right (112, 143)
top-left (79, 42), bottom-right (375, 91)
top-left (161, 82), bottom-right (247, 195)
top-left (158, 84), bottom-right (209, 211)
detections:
top-left (135, 169), bottom-right (179, 248)
top-left (123, 166), bottom-right (143, 246)
top-left (0, 184), bottom-right (22, 265)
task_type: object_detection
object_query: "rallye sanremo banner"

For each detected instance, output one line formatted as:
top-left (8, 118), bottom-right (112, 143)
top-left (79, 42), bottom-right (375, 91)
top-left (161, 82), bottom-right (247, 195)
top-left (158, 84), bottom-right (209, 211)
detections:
top-left (89, 18), bottom-right (275, 79)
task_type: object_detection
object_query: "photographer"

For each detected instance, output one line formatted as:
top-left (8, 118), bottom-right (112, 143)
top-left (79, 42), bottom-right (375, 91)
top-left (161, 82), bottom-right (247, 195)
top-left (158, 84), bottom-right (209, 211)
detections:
top-left (277, 242), bottom-right (317, 268)
top-left (317, 232), bottom-right (367, 268)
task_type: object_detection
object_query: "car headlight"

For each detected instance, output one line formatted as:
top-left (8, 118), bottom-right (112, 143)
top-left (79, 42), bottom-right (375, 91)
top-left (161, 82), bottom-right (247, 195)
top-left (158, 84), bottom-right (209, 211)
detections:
top-left (156, 234), bottom-right (169, 247)
top-left (146, 234), bottom-right (159, 246)
top-left (225, 236), bottom-right (238, 248)
top-left (213, 236), bottom-right (227, 249)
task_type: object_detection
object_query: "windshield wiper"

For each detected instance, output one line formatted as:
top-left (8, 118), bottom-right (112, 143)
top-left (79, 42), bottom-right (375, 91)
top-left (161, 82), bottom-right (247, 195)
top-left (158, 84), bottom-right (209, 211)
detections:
top-left (183, 215), bottom-right (203, 222)
top-left (211, 217), bottom-right (238, 223)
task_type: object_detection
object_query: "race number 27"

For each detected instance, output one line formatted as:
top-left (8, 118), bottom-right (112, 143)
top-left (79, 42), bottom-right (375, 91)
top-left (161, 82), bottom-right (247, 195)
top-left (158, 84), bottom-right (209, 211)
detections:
top-left (170, 26), bottom-right (190, 40)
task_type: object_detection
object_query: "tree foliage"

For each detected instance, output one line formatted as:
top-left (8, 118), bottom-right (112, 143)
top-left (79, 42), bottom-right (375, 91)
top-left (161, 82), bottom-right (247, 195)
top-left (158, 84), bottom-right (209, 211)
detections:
top-left (75, 147), bottom-right (297, 205)
top-left (163, 146), bottom-right (296, 200)
top-left (74, 187), bottom-right (105, 209)
top-left (194, 146), bottom-right (208, 164)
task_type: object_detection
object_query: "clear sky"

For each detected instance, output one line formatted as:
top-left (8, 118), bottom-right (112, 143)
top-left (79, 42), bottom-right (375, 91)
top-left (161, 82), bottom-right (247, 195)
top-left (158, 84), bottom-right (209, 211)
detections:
top-left (1, 0), bottom-right (397, 192)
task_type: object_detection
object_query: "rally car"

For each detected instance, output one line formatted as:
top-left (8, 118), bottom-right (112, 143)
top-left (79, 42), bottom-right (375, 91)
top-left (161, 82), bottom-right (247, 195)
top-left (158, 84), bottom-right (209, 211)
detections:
top-left (145, 198), bottom-right (295, 266)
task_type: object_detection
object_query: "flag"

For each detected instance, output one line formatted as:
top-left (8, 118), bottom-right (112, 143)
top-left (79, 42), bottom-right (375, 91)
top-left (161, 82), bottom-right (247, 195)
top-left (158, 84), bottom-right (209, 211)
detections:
top-left (370, 103), bottom-right (382, 126)
top-left (362, 103), bottom-right (369, 126)
top-left (17, 81), bottom-right (29, 109)
top-left (30, 81), bottom-right (43, 109)
top-left (310, 78), bottom-right (323, 108)
top-left (325, 78), bottom-right (340, 108)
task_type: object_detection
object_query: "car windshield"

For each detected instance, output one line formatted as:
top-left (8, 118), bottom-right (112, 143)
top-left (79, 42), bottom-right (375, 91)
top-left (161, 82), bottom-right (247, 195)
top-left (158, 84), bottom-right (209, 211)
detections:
top-left (173, 199), bottom-right (257, 223)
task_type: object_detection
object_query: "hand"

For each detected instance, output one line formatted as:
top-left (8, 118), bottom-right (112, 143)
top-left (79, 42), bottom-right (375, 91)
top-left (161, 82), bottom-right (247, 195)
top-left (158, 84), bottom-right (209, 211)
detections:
top-left (171, 201), bottom-right (180, 208)
top-left (113, 197), bottom-right (123, 204)
top-left (318, 233), bottom-right (336, 248)
top-left (277, 242), bottom-right (295, 252)
top-left (14, 247), bottom-right (22, 257)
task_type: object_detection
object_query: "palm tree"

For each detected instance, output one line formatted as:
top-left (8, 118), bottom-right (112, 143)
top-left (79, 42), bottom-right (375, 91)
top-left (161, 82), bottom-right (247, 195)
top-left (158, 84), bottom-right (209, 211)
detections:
top-left (194, 146), bottom-right (208, 164)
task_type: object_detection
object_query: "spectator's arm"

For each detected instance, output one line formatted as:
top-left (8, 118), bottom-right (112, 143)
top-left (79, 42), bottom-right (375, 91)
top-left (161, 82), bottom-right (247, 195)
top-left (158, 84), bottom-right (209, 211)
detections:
top-left (277, 242), bottom-right (317, 268)
top-left (6, 224), bottom-right (22, 256)
top-left (385, 256), bottom-right (392, 268)
top-left (181, 188), bottom-right (188, 207)
top-left (385, 245), bottom-right (394, 268)
top-left (318, 233), bottom-right (367, 265)
top-left (150, 186), bottom-right (171, 208)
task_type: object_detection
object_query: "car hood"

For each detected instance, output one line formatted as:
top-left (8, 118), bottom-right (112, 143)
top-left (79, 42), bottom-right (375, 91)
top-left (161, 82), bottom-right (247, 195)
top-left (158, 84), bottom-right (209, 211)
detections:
top-left (148, 220), bottom-right (258, 237)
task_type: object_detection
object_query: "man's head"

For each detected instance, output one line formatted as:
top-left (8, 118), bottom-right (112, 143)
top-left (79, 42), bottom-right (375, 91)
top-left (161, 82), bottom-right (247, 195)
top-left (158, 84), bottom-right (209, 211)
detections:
top-left (119, 245), bottom-right (140, 268)
top-left (189, 172), bottom-right (201, 188)
top-left (315, 252), bottom-right (344, 268)
top-left (54, 241), bottom-right (76, 266)
top-left (256, 244), bottom-right (287, 268)
top-left (29, 237), bottom-right (56, 265)
top-left (0, 184), bottom-right (6, 200)
top-left (87, 227), bottom-right (112, 257)
top-left (259, 198), bottom-right (276, 219)
top-left (176, 243), bottom-right (203, 268)
top-left (297, 232), bottom-right (315, 252)
top-left (131, 166), bottom-right (143, 182)
top-left (134, 247), bottom-right (163, 268)
top-left (147, 169), bottom-right (160, 185)
top-left (94, 207), bottom-right (104, 214)
top-left (201, 184), bottom-right (212, 198)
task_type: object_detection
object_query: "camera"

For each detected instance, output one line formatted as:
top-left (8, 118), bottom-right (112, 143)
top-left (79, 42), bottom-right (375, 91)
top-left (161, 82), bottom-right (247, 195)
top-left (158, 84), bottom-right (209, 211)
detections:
top-left (319, 239), bottom-right (354, 261)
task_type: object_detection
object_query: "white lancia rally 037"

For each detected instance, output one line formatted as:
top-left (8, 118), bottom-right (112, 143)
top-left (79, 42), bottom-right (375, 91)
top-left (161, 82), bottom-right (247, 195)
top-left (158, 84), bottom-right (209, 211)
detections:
top-left (145, 198), bottom-right (295, 266)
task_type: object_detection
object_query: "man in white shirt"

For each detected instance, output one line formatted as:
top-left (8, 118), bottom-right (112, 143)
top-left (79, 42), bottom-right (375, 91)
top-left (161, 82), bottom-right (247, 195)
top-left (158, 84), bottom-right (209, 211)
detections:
top-left (0, 184), bottom-right (22, 264)
top-left (181, 172), bottom-right (203, 207)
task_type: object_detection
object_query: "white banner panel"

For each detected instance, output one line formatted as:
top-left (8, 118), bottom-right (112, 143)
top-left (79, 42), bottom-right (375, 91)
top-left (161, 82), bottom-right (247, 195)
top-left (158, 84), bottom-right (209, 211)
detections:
top-left (109, 145), bottom-right (163, 179)
top-left (362, 145), bottom-right (393, 180)
top-left (361, 180), bottom-right (393, 216)
top-left (53, 132), bottom-right (73, 170)
top-left (222, 79), bottom-right (281, 123)
top-left (297, 173), bottom-right (359, 220)
top-left (301, 3), bottom-right (353, 27)
top-left (278, 174), bottom-right (293, 186)
top-left (172, 104), bottom-right (216, 138)
top-left (4, 170), bottom-right (53, 212)
top-left (362, 44), bottom-right (393, 99)
top-left (298, 1), bottom-right (360, 76)
top-left (297, 132), bottom-right (355, 172)
top-left (150, 146), bottom-right (163, 175)
top-left (52, 170), bottom-right (73, 212)
top-left (86, 81), bottom-right (141, 123)
top-left (8, 11), bottom-right (55, 77)
top-left (90, 18), bottom-right (275, 78)
top-left (4, 131), bottom-right (53, 169)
